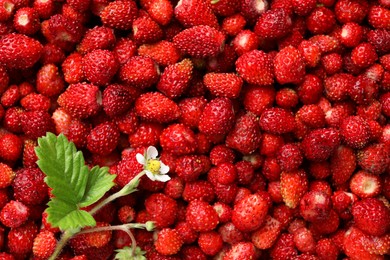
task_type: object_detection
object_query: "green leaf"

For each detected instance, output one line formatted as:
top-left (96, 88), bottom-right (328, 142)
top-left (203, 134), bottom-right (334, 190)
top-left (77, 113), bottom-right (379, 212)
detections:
top-left (79, 166), bottom-right (116, 208)
top-left (115, 247), bottom-right (146, 260)
top-left (35, 133), bottom-right (116, 230)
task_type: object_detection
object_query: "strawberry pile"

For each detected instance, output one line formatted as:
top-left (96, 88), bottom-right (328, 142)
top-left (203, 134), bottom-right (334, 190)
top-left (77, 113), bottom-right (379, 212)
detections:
top-left (0, 0), bottom-right (389, 259)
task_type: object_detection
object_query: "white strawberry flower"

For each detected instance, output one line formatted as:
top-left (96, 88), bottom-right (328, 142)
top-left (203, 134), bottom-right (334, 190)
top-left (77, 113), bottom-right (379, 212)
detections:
top-left (136, 146), bottom-right (170, 182)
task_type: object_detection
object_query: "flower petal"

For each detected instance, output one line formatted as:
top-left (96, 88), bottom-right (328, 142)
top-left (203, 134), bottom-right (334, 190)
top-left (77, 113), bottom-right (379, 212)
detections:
top-left (136, 153), bottom-right (145, 165)
top-left (155, 174), bottom-right (171, 182)
top-left (160, 162), bottom-right (170, 174)
top-left (147, 146), bottom-right (158, 159)
top-left (145, 170), bottom-right (156, 181)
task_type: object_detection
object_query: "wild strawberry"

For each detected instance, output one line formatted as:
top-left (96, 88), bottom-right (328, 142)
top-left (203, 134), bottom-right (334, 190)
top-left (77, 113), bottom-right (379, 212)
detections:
top-left (209, 144), bottom-right (236, 166)
top-left (182, 180), bottom-right (214, 202)
top-left (339, 116), bottom-right (371, 149)
top-left (7, 221), bottom-right (38, 255)
top-left (298, 40), bottom-right (321, 68)
top-left (82, 49), bottom-right (118, 86)
top-left (77, 26), bottom-right (115, 55)
top-left (177, 96), bottom-right (207, 129)
top-left (173, 25), bottom-right (225, 58)
top-left (367, 29), bottom-right (390, 55)
top-left (135, 92), bottom-right (181, 123)
top-left (36, 63), bottom-right (66, 97)
top-left (13, 7), bottom-right (40, 35)
top-left (0, 65), bottom-right (8, 94)
top-left (276, 143), bottom-right (303, 172)
top-left (58, 83), bottom-right (102, 119)
top-left (324, 73), bottom-right (355, 102)
top-left (41, 14), bottom-right (84, 51)
top-left (0, 162), bottom-right (14, 188)
top-left (299, 190), bottom-right (332, 223)
top-left (334, 0), bottom-right (368, 24)
top-left (138, 40), bottom-right (181, 67)
top-left (251, 216), bottom-right (282, 250)
top-left (381, 92), bottom-right (390, 117)
top-left (274, 46), bottom-right (305, 85)
top-left (295, 75), bottom-right (323, 105)
top-left (0, 200), bottom-right (29, 228)
top-left (20, 110), bottom-right (55, 139)
top-left (296, 104), bottom-right (326, 129)
top-left (242, 86), bottom-right (275, 117)
top-left (321, 53), bottom-right (343, 75)
top-left (223, 241), bottom-right (257, 260)
top-left (100, 0), bottom-right (138, 30)
top-left (175, 221), bottom-right (198, 244)
top-left (132, 15), bottom-right (163, 44)
top-left (174, 0), bottom-right (218, 29)
top-left (236, 50), bottom-right (274, 86)
top-left (0, 253), bottom-right (14, 259)
top-left (176, 155), bottom-right (210, 182)
top-left (302, 128), bottom-right (341, 162)
top-left (280, 169), bottom-right (308, 209)
top-left (119, 56), bottom-right (160, 89)
top-left (157, 59), bottom-right (193, 99)
top-left (154, 228), bottom-right (183, 255)
top-left (291, 0), bottom-right (316, 16)
top-left (343, 226), bottom-right (384, 259)
top-left (221, 14), bottom-right (246, 36)
top-left (275, 88), bottom-right (299, 109)
top-left (87, 122), bottom-right (119, 156)
top-left (259, 108), bottom-right (295, 135)
top-left (1, 85), bottom-right (20, 108)
top-left (239, 0), bottom-right (268, 24)
top-left (145, 193), bottom-right (178, 229)
top-left (112, 38), bottom-right (137, 65)
top-left (270, 233), bottom-right (298, 260)
top-left (65, 119), bottom-right (92, 149)
top-left (32, 231), bottom-right (56, 259)
top-left (197, 231), bottom-right (223, 256)
top-left (160, 123), bottom-right (197, 155)
top-left (254, 8), bottom-right (292, 40)
top-left (315, 238), bottom-right (339, 260)
top-left (350, 170), bottom-right (382, 198)
top-left (0, 132), bottom-right (22, 162)
top-left (142, 0), bottom-right (173, 26)
top-left (368, 5), bottom-right (390, 30)
top-left (330, 145), bottom-right (356, 185)
top-left (0, 0), bottom-right (15, 22)
top-left (231, 193), bottom-right (269, 232)
top-left (186, 200), bottom-right (219, 232)
top-left (61, 52), bottom-right (85, 84)
top-left (357, 143), bottom-right (389, 175)
top-left (306, 6), bottom-right (336, 34)
top-left (0, 33), bottom-right (43, 69)
top-left (128, 122), bottom-right (163, 148)
top-left (339, 22), bottom-right (363, 48)
top-left (203, 73), bottom-right (242, 99)
top-left (350, 42), bottom-right (378, 69)
top-left (102, 84), bottom-right (137, 118)
top-left (198, 97), bottom-right (235, 136)
top-left (12, 168), bottom-right (48, 206)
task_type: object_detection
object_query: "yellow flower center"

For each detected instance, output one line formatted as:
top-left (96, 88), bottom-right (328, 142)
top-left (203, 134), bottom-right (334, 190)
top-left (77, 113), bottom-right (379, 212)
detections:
top-left (146, 159), bottom-right (161, 175)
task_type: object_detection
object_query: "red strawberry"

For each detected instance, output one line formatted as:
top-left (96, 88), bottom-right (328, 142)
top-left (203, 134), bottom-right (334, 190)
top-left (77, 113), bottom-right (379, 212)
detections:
top-left (197, 231), bottom-right (223, 256)
top-left (203, 73), bottom-right (242, 99)
top-left (280, 169), bottom-right (308, 208)
top-left (82, 49), bottom-right (119, 86)
top-left (36, 63), bottom-right (66, 97)
top-left (368, 5), bottom-right (390, 30)
top-left (0, 200), bottom-right (29, 228)
top-left (291, 0), bottom-right (316, 16)
top-left (13, 7), bottom-right (40, 35)
top-left (270, 233), bottom-right (298, 260)
top-left (0, 33), bottom-right (43, 69)
top-left (12, 168), bottom-right (48, 205)
top-left (154, 228), bottom-right (183, 255)
top-left (176, 154), bottom-right (210, 182)
top-left (298, 40), bottom-right (321, 68)
top-left (276, 143), bottom-right (303, 172)
top-left (357, 143), bottom-right (390, 175)
top-left (343, 227), bottom-right (384, 259)
top-left (182, 180), bottom-right (215, 202)
top-left (349, 170), bottom-right (382, 198)
top-left (178, 96), bottom-right (207, 129)
top-left (87, 121), bottom-right (119, 156)
top-left (351, 43), bottom-right (378, 69)
top-left (32, 231), bottom-right (56, 259)
top-left (367, 29), bottom-right (390, 55)
top-left (0, 132), bottom-right (23, 162)
top-left (144, 193), bottom-right (178, 229)
top-left (306, 6), bottom-right (336, 35)
top-left (274, 46), bottom-right (305, 85)
top-left (102, 84), bottom-right (138, 117)
top-left (128, 122), bottom-right (163, 148)
top-left (141, 0), bottom-right (173, 26)
top-left (225, 112), bottom-right (262, 155)
top-left (77, 26), bottom-right (116, 55)
top-left (135, 92), bottom-right (181, 123)
top-left (231, 193), bottom-right (270, 232)
top-left (100, 0), bottom-right (138, 30)
top-left (223, 241), bottom-right (257, 260)
top-left (132, 14), bottom-right (164, 44)
top-left (315, 238), bottom-right (339, 260)
top-left (113, 37), bottom-right (137, 65)
top-left (173, 25), bottom-right (225, 58)
top-left (330, 145), bottom-right (356, 185)
top-left (7, 221), bottom-right (38, 255)
top-left (302, 128), bottom-right (341, 161)
top-left (174, 0), bottom-right (218, 29)
top-left (1, 85), bottom-right (20, 108)
top-left (138, 40), bottom-right (181, 67)
top-left (157, 59), bottom-right (193, 99)
top-left (0, 162), bottom-right (14, 188)
top-left (186, 200), bottom-right (219, 232)
top-left (254, 8), bottom-right (292, 40)
top-left (259, 108), bottom-right (295, 135)
top-left (58, 83), bottom-right (102, 119)
top-left (0, 0), bottom-right (15, 22)
top-left (198, 97), bottom-right (235, 136)
top-left (61, 52), bottom-right (85, 84)
top-left (221, 14), bottom-right (247, 36)
top-left (251, 216), bottom-right (282, 250)
top-left (22, 139), bottom-right (38, 168)
top-left (240, 0), bottom-right (268, 24)
top-left (20, 110), bottom-right (55, 139)
top-left (334, 0), bottom-right (368, 24)
top-left (340, 116), bottom-right (371, 149)
top-left (65, 119), bottom-right (92, 149)
top-left (339, 22), bottom-right (363, 48)
top-left (160, 123), bottom-right (197, 155)
top-left (236, 50), bottom-right (274, 86)
top-left (119, 56), bottom-right (160, 89)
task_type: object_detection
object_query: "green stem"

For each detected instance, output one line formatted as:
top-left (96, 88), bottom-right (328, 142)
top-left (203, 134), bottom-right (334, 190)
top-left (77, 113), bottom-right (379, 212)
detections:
top-left (49, 229), bottom-right (78, 260)
top-left (89, 171), bottom-right (146, 216)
